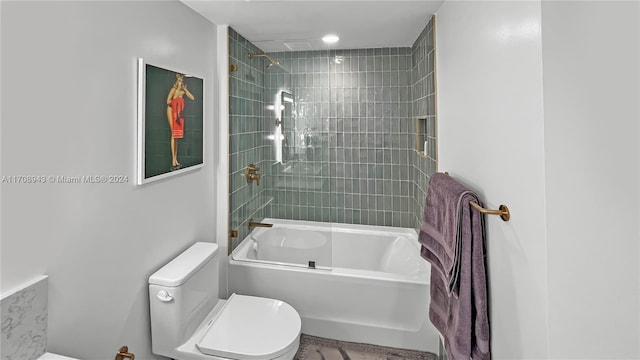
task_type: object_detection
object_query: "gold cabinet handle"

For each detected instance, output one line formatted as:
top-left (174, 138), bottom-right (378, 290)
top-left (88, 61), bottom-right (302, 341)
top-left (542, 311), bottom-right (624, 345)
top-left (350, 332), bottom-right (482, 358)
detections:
top-left (115, 346), bottom-right (134, 360)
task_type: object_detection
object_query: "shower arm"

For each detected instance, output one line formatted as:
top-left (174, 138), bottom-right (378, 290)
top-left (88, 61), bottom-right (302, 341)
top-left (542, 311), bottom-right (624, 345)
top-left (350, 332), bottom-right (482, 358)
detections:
top-left (248, 53), bottom-right (279, 67)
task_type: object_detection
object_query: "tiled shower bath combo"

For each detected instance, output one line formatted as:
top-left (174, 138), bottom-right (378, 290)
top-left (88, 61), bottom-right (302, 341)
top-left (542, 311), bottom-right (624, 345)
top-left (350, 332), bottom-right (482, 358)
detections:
top-left (227, 17), bottom-right (440, 358)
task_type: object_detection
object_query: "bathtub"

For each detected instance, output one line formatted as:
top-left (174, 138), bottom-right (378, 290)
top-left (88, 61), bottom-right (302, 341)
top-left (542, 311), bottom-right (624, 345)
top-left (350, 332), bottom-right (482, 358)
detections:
top-left (229, 218), bottom-right (439, 352)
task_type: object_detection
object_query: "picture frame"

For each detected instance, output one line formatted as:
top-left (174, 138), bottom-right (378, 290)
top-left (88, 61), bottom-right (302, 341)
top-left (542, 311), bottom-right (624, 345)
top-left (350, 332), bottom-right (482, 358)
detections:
top-left (136, 58), bottom-right (204, 185)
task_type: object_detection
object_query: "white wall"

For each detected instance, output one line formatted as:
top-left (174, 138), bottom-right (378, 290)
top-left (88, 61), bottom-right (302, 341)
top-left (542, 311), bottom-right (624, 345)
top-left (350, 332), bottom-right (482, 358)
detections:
top-left (435, 1), bottom-right (549, 358)
top-left (542, 2), bottom-right (639, 358)
top-left (0, 2), bottom-right (217, 359)
top-left (437, 1), bottom-right (640, 359)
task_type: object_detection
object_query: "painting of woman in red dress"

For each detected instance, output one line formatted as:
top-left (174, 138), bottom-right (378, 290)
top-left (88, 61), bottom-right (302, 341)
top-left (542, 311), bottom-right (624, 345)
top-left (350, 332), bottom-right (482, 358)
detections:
top-left (166, 73), bottom-right (195, 170)
top-left (137, 59), bottom-right (204, 185)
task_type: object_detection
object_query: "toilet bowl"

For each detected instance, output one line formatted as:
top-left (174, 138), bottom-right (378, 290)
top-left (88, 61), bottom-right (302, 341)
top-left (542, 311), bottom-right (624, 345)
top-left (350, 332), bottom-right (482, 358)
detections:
top-left (196, 294), bottom-right (300, 360)
top-left (149, 242), bottom-right (301, 360)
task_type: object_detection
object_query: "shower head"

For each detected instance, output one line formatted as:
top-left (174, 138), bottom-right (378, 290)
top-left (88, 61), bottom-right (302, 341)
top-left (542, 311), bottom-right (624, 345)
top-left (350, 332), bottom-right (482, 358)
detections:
top-left (249, 53), bottom-right (280, 69)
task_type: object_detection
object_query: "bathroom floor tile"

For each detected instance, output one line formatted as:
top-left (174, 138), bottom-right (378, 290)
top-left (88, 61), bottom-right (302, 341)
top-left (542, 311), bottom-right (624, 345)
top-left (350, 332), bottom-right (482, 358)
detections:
top-left (294, 334), bottom-right (436, 360)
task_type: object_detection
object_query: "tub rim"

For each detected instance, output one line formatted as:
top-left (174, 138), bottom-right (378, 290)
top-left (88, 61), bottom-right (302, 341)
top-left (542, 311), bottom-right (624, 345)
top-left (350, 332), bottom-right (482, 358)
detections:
top-left (230, 219), bottom-right (429, 285)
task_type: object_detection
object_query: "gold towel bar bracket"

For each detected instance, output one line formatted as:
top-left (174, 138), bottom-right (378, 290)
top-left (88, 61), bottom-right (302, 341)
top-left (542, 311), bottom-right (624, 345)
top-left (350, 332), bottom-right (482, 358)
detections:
top-left (470, 202), bottom-right (510, 221)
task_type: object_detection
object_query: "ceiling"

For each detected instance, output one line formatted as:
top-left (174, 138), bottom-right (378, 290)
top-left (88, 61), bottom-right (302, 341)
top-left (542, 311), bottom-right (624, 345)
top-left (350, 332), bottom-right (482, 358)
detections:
top-left (181, 0), bottom-right (445, 52)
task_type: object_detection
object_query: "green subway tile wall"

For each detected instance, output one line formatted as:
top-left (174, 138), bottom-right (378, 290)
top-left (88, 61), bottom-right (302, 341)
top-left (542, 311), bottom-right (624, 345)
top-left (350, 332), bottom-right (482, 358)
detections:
top-left (411, 17), bottom-right (438, 231)
top-left (262, 48), bottom-right (415, 227)
top-left (228, 28), bottom-right (271, 249)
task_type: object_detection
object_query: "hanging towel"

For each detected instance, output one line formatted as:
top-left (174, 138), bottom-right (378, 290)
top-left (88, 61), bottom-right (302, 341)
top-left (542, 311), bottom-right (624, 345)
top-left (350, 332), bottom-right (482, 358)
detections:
top-left (418, 172), bottom-right (491, 360)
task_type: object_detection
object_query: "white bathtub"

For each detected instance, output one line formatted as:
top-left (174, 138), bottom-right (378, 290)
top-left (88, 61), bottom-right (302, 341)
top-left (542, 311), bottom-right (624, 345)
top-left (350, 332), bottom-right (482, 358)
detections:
top-left (229, 218), bottom-right (439, 352)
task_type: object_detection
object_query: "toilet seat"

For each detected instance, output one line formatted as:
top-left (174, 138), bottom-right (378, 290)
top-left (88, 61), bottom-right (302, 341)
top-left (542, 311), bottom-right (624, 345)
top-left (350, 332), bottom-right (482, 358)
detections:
top-left (196, 293), bottom-right (301, 360)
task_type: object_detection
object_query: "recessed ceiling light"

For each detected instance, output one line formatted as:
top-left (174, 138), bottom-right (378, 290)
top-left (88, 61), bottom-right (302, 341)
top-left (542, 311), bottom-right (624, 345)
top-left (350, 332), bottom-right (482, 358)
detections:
top-left (322, 34), bottom-right (339, 44)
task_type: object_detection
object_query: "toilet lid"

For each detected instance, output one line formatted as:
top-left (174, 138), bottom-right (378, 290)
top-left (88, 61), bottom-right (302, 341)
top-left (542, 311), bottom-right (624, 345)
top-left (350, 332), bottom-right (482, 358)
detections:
top-left (196, 294), bottom-right (301, 360)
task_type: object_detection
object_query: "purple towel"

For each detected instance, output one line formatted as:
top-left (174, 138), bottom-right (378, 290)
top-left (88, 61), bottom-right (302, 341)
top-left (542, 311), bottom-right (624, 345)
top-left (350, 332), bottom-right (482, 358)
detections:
top-left (418, 172), bottom-right (491, 360)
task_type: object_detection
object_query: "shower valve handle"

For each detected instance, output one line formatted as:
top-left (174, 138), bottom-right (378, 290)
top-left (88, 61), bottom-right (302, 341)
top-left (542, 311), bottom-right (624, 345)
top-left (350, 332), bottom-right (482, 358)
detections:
top-left (246, 164), bottom-right (261, 185)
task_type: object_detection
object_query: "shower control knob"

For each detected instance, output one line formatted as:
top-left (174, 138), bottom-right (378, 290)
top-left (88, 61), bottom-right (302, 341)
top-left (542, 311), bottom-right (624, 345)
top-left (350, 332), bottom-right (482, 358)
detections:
top-left (157, 290), bottom-right (173, 302)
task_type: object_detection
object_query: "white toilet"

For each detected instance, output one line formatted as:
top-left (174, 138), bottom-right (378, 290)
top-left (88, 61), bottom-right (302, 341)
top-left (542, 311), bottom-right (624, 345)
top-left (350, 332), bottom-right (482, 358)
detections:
top-left (149, 242), bottom-right (301, 360)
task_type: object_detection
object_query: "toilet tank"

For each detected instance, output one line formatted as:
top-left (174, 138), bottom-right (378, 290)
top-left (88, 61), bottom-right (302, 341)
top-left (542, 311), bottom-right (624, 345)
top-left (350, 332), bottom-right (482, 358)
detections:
top-left (148, 242), bottom-right (220, 356)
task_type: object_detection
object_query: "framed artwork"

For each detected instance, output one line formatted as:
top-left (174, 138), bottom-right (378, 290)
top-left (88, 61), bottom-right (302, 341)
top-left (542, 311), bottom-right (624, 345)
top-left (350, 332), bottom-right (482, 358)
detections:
top-left (136, 58), bottom-right (204, 185)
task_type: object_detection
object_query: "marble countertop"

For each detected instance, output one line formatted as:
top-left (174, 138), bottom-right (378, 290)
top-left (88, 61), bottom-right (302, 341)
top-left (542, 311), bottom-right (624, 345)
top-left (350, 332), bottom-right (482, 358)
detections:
top-left (38, 353), bottom-right (79, 360)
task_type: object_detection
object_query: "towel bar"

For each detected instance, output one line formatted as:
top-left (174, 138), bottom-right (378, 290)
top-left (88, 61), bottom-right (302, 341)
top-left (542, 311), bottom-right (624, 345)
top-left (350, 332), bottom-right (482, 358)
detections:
top-left (443, 172), bottom-right (511, 221)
